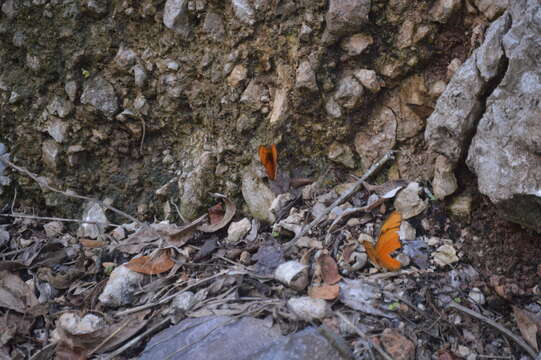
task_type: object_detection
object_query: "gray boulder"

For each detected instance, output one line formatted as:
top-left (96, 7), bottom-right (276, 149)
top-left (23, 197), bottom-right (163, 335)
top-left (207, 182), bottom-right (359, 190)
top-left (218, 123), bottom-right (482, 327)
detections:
top-left (466, 0), bottom-right (541, 232)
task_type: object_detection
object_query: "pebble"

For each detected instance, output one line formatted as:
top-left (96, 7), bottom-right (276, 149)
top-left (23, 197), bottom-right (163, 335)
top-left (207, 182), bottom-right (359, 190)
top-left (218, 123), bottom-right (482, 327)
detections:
top-left (287, 297), bottom-right (328, 321)
top-left (98, 265), bottom-right (145, 307)
top-left (226, 218), bottom-right (252, 244)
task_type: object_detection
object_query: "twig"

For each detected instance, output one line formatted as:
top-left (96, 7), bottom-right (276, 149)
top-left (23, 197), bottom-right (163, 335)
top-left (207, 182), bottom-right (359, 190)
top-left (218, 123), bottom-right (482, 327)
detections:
top-left (139, 117), bottom-right (146, 154)
top-left (102, 317), bottom-right (171, 360)
top-left (447, 302), bottom-right (537, 358)
top-left (0, 213), bottom-right (120, 226)
top-left (335, 311), bottom-right (393, 360)
top-left (284, 151), bottom-right (395, 250)
top-left (115, 270), bottom-right (228, 317)
top-left (87, 320), bottom-right (130, 356)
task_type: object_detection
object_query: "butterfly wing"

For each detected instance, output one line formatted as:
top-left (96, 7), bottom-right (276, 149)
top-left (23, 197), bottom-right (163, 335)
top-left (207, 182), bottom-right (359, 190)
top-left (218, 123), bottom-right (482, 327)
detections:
top-left (374, 211), bottom-right (402, 271)
top-left (258, 145), bottom-right (278, 180)
top-left (363, 241), bottom-right (379, 267)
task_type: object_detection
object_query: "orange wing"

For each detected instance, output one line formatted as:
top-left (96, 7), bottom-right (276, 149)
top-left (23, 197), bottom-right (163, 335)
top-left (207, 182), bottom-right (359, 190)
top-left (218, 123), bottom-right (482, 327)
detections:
top-left (258, 144), bottom-right (278, 180)
top-left (363, 211), bottom-right (402, 271)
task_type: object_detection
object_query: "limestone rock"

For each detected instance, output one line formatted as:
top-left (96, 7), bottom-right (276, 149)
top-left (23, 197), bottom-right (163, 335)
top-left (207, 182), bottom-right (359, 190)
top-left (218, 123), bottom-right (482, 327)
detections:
top-left (47, 118), bottom-right (68, 144)
top-left (77, 202), bottom-right (108, 239)
top-left (163, 0), bottom-right (192, 38)
top-left (241, 167), bottom-right (276, 223)
top-left (80, 75), bottom-right (119, 117)
top-left (432, 155), bottom-right (458, 199)
top-left (467, 0), bottom-right (541, 232)
top-left (227, 64), bottom-right (248, 87)
top-left (340, 33), bottom-right (373, 56)
top-left (232, 0), bottom-right (255, 25)
top-left (98, 265), bottom-right (145, 307)
top-left (333, 75), bottom-right (364, 109)
top-left (42, 140), bottom-right (60, 172)
top-left (226, 218), bottom-right (252, 244)
top-left (353, 69), bottom-right (381, 93)
top-left (474, 0), bottom-right (508, 20)
top-left (328, 142), bottom-right (355, 168)
top-left (269, 87), bottom-right (289, 125)
top-left (394, 182), bottom-right (428, 219)
top-left (47, 96), bottom-right (73, 119)
top-left (203, 11), bottom-right (225, 40)
top-left (295, 60), bottom-right (318, 92)
top-left (429, 0), bottom-right (462, 23)
top-left (326, 0), bottom-right (371, 36)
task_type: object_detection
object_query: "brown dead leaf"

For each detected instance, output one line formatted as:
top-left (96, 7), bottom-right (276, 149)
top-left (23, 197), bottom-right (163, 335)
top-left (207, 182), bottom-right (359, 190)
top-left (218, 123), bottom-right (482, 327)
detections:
top-left (308, 284), bottom-right (340, 300)
top-left (317, 254), bottom-right (342, 285)
top-left (0, 271), bottom-right (38, 313)
top-left (342, 244), bottom-right (357, 264)
top-left (198, 194), bottom-right (236, 233)
top-left (80, 239), bottom-right (105, 248)
top-left (125, 250), bottom-right (175, 275)
top-left (513, 306), bottom-right (539, 351)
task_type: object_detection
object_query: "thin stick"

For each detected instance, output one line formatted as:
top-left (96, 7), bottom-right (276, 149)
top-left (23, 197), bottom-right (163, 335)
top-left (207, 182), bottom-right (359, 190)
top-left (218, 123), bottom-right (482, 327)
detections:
top-left (102, 317), bottom-right (170, 360)
top-left (87, 320), bottom-right (130, 356)
top-left (447, 302), bottom-right (537, 358)
top-left (0, 157), bottom-right (143, 226)
top-left (115, 271), bottom-right (228, 317)
top-left (0, 213), bottom-right (121, 226)
top-left (335, 311), bottom-right (393, 360)
top-left (284, 151), bottom-right (395, 250)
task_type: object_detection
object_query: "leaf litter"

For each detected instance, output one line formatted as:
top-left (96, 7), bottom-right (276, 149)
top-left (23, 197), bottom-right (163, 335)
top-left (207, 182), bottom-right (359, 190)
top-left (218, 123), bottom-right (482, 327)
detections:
top-left (0, 154), bottom-right (539, 360)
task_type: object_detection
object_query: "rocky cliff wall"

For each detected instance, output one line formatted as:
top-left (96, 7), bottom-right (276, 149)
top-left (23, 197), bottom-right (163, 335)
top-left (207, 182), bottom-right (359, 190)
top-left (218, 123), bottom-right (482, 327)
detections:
top-left (0, 0), bottom-right (506, 223)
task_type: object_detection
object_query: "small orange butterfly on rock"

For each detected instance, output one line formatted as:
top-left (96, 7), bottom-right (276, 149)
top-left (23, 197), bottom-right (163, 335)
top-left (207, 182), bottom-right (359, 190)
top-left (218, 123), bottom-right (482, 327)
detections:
top-left (363, 211), bottom-right (402, 271)
top-left (258, 144), bottom-right (278, 180)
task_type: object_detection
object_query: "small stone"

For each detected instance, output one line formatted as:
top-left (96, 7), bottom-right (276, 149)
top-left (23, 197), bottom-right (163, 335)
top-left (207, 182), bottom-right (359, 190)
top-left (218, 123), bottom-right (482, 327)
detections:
top-left (202, 11), bottom-right (225, 40)
top-left (113, 45), bottom-right (137, 71)
top-left (396, 253), bottom-right (411, 267)
top-left (430, 0), bottom-right (462, 23)
top-left (334, 75), bottom-right (364, 109)
top-left (447, 193), bottom-right (472, 220)
top-left (393, 182), bottom-right (428, 219)
top-left (171, 291), bottom-right (196, 313)
top-left (232, 0), bottom-right (255, 25)
top-left (64, 81), bottom-right (78, 102)
top-left (77, 202), bottom-right (108, 239)
top-left (432, 155), bottom-right (458, 199)
top-left (227, 64), bottom-right (248, 87)
top-left (380, 328), bottom-right (416, 360)
top-left (1, 0), bottom-right (18, 19)
top-left (42, 140), bottom-right (61, 172)
top-left (111, 226), bottom-right (126, 240)
top-left (274, 261), bottom-right (309, 291)
top-left (447, 58), bottom-right (462, 79)
top-left (47, 118), bottom-right (68, 144)
top-left (98, 265), bottom-right (145, 307)
top-left (468, 287), bottom-right (485, 305)
top-left (43, 221), bottom-right (64, 238)
top-left (270, 193), bottom-right (294, 215)
top-left (325, 97), bottom-right (343, 118)
top-left (399, 221), bottom-right (416, 241)
top-left (327, 142), bottom-right (355, 168)
top-left (295, 60), bottom-right (318, 92)
top-left (429, 80), bottom-right (447, 98)
top-left (80, 75), bottom-right (119, 117)
top-left (287, 297), bottom-right (328, 321)
top-left (226, 218), bottom-right (252, 244)
top-left (474, 0), bottom-right (508, 20)
top-left (299, 23), bottom-right (312, 41)
top-left (340, 33), bottom-right (373, 56)
top-left (241, 168), bottom-right (276, 223)
top-left (132, 64), bottom-right (147, 88)
top-left (57, 313), bottom-right (105, 336)
top-left (326, 0), bottom-right (371, 36)
top-left (269, 87), bottom-right (289, 126)
top-left (240, 79), bottom-right (267, 110)
top-left (433, 244), bottom-right (459, 267)
top-left (163, 0), bottom-right (192, 38)
top-left (353, 69), bottom-right (381, 93)
top-left (9, 91), bottom-right (22, 104)
top-left (47, 96), bottom-right (73, 119)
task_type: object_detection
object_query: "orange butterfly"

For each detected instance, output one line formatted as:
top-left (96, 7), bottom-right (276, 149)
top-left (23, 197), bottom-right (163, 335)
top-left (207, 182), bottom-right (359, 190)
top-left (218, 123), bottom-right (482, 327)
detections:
top-left (258, 144), bottom-right (278, 180)
top-left (363, 211), bottom-right (402, 271)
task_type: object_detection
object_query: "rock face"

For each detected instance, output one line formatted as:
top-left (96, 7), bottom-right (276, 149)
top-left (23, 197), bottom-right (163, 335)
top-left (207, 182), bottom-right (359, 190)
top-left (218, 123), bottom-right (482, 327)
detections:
top-left (466, 0), bottom-right (541, 231)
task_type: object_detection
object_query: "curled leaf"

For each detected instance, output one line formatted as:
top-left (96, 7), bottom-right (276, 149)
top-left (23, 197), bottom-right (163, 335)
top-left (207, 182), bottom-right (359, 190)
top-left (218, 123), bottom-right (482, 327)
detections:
top-left (308, 284), bottom-right (340, 300)
top-left (125, 250), bottom-right (175, 275)
top-left (317, 254), bottom-right (342, 285)
top-left (198, 194), bottom-right (236, 233)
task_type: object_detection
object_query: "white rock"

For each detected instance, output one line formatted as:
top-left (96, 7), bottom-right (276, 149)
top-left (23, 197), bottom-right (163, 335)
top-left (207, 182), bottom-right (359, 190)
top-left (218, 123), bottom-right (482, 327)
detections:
top-left (226, 218), bottom-right (252, 243)
top-left (399, 221), bottom-right (416, 241)
top-left (270, 193), bottom-right (294, 215)
top-left (232, 0), bottom-right (255, 25)
top-left (77, 202), bottom-right (108, 239)
top-left (171, 291), bottom-right (196, 312)
top-left (468, 287), bottom-right (485, 305)
top-left (394, 182), bottom-right (428, 219)
top-left (43, 221), bottom-right (64, 238)
top-left (433, 244), bottom-right (459, 267)
top-left (241, 168), bottom-right (276, 223)
top-left (353, 69), bottom-right (381, 93)
top-left (57, 313), bottom-right (105, 335)
top-left (99, 265), bottom-right (145, 307)
top-left (287, 297), bottom-right (328, 321)
top-left (274, 261), bottom-right (309, 291)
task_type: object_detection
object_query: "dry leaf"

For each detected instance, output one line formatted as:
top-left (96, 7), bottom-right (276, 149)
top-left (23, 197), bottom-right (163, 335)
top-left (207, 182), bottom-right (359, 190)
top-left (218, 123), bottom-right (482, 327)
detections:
top-left (308, 284), bottom-right (340, 300)
top-left (317, 254), bottom-right (342, 285)
top-left (513, 306), bottom-right (539, 351)
top-left (207, 203), bottom-right (225, 225)
top-left (0, 271), bottom-right (39, 313)
top-left (198, 194), bottom-right (236, 233)
top-left (79, 239), bottom-right (105, 248)
top-left (125, 250), bottom-right (175, 275)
